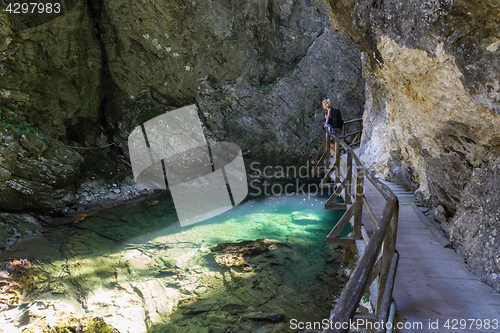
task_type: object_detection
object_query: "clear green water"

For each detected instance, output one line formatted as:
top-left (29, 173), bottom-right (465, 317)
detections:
top-left (0, 189), bottom-right (349, 333)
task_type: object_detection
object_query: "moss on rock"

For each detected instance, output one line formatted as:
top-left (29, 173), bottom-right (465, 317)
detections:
top-left (0, 213), bottom-right (41, 251)
top-left (22, 315), bottom-right (120, 333)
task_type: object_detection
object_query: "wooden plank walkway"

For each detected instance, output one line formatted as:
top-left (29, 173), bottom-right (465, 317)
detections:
top-left (328, 150), bottom-right (500, 332)
top-left (360, 174), bottom-right (500, 332)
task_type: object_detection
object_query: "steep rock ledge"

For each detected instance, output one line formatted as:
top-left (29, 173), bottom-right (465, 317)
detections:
top-left (325, 0), bottom-right (500, 290)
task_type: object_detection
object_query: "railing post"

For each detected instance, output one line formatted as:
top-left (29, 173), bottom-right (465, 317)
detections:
top-left (324, 129), bottom-right (330, 170)
top-left (376, 201), bottom-right (399, 316)
top-left (353, 167), bottom-right (363, 240)
top-left (376, 253), bottom-right (399, 333)
top-left (312, 129), bottom-right (327, 169)
top-left (334, 140), bottom-right (340, 183)
top-left (344, 150), bottom-right (353, 205)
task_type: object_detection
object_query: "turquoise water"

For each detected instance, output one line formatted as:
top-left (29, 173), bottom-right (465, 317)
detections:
top-left (0, 188), bottom-right (348, 333)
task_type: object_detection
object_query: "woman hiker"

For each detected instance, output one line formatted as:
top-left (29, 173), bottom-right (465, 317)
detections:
top-left (322, 99), bottom-right (343, 155)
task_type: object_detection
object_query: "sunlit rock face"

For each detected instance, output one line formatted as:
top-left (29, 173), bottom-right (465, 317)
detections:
top-left (325, 0), bottom-right (500, 290)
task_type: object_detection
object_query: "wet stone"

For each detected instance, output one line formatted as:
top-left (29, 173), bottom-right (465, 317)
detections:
top-left (242, 312), bottom-right (285, 322)
top-left (178, 298), bottom-right (223, 314)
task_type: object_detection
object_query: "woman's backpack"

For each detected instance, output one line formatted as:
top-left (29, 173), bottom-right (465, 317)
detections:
top-left (329, 108), bottom-right (344, 128)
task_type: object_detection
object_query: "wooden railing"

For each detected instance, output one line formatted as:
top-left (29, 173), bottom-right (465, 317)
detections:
top-left (339, 118), bottom-right (363, 147)
top-left (313, 126), bottom-right (399, 333)
top-left (311, 118), bottom-right (363, 176)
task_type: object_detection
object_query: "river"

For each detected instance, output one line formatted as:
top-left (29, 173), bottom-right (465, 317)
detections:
top-left (0, 189), bottom-right (348, 332)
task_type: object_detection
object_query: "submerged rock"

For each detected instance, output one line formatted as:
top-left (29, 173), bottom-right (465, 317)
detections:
top-left (291, 209), bottom-right (321, 225)
top-left (0, 213), bottom-right (42, 251)
top-left (178, 298), bottom-right (223, 315)
top-left (209, 239), bottom-right (341, 320)
top-left (241, 312), bottom-right (285, 322)
top-left (211, 239), bottom-right (280, 268)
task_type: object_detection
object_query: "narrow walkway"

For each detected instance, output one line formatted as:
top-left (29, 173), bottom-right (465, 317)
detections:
top-left (361, 175), bottom-right (500, 332)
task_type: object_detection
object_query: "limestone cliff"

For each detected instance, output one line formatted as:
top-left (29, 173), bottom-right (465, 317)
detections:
top-left (324, 0), bottom-right (500, 291)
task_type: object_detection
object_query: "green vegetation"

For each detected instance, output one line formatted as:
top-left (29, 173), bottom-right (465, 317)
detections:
top-left (0, 224), bottom-right (7, 241)
top-left (0, 118), bottom-right (12, 130)
top-left (0, 119), bottom-right (43, 141)
top-left (259, 63), bottom-right (299, 90)
top-left (22, 316), bottom-right (119, 333)
top-left (275, 63), bottom-right (298, 83)
top-left (362, 292), bottom-right (370, 303)
top-left (0, 214), bottom-right (41, 250)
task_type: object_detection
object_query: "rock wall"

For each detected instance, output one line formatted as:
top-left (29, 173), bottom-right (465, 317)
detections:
top-left (0, 2), bottom-right (364, 216)
top-left (92, 0), bottom-right (339, 144)
top-left (0, 0), bottom-right (102, 140)
top-left (196, 27), bottom-right (364, 170)
top-left (324, 0), bottom-right (500, 291)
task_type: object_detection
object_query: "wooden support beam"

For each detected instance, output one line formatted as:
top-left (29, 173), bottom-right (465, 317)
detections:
top-left (324, 130), bottom-right (330, 170)
top-left (334, 140), bottom-right (341, 183)
top-left (312, 134), bottom-right (326, 166)
top-left (321, 160), bottom-right (338, 187)
top-left (376, 204), bottom-right (399, 316)
top-left (323, 198), bottom-right (398, 333)
top-left (354, 313), bottom-right (377, 326)
top-left (339, 129), bottom-right (363, 139)
top-left (376, 253), bottom-right (399, 333)
top-left (361, 226), bottom-right (371, 245)
top-left (363, 196), bottom-right (379, 227)
top-left (326, 237), bottom-right (356, 245)
top-left (353, 168), bottom-right (364, 239)
top-left (368, 257), bottom-right (382, 287)
top-left (344, 151), bottom-right (353, 205)
top-left (316, 124), bottom-right (402, 333)
top-left (343, 118), bottom-right (363, 125)
top-left (325, 177), bottom-right (347, 206)
top-left (325, 202), bottom-right (348, 210)
top-left (326, 202), bottom-right (356, 239)
top-left (349, 141), bottom-right (361, 147)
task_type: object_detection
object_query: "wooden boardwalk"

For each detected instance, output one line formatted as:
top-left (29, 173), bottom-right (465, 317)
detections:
top-left (319, 129), bottom-right (500, 333)
top-left (360, 172), bottom-right (500, 332)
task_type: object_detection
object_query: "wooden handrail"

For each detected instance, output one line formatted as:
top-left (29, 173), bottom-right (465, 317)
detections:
top-left (312, 118), bottom-right (363, 171)
top-left (343, 118), bottom-right (363, 125)
top-left (318, 127), bottom-right (399, 333)
top-left (339, 129), bottom-right (362, 139)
